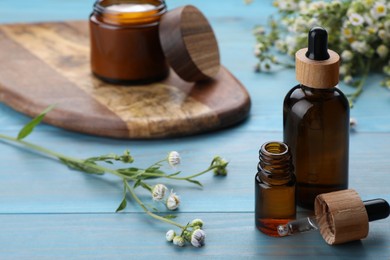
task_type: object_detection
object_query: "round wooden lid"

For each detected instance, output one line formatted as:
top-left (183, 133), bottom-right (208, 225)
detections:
top-left (314, 189), bottom-right (369, 245)
top-left (295, 48), bottom-right (340, 88)
top-left (159, 5), bottom-right (220, 82)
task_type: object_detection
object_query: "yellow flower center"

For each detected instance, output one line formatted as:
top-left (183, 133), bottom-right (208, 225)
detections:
top-left (376, 6), bottom-right (385, 14)
top-left (343, 28), bottom-right (352, 37)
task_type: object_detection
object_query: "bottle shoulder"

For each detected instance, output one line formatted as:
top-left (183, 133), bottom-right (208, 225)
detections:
top-left (284, 84), bottom-right (349, 109)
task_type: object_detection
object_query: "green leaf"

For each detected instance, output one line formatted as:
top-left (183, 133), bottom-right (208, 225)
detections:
top-left (168, 171), bottom-right (181, 177)
top-left (163, 215), bottom-right (177, 219)
top-left (59, 158), bottom-right (105, 175)
top-left (104, 161), bottom-right (114, 164)
top-left (116, 197), bottom-right (127, 212)
top-left (139, 181), bottom-right (153, 192)
top-left (133, 179), bottom-right (142, 189)
top-left (17, 104), bottom-right (55, 140)
top-left (116, 180), bottom-right (128, 212)
top-left (186, 179), bottom-right (203, 187)
top-left (118, 167), bottom-right (141, 177)
top-left (147, 166), bottom-right (161, 172)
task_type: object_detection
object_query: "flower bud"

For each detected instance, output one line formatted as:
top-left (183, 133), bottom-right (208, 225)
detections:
top-left (166, 191), bottom-right (180, 210)
top-left (350, 117), bottom-right (358, 129)
top-left (167, 151), bottom-right (181, 167)
top-left (166, 230), bottom-right (176, 242)
top-left (191, 229), bottom-right (206, 248)
top-left (341, 50), bottom-right (353, 62)
top-left (173, 236), bottom-right (185, 247)
top-left (190, 219), bottom-right (204, 228)
top-left (344, 75), bottom-right (353, 84)
top-left (152, 184), bottom-right (168, 201)
top-left (212, 156), bottom-right (229, 176)
top-left (183, 230), bottom-right (192, 241)
top-left (377, 45), bottom-right (389, 59)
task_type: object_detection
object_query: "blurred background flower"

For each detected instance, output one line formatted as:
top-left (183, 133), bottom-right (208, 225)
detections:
top-left (250, 0), bottom-right (390, 107)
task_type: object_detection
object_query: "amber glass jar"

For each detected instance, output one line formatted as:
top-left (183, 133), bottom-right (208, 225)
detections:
top-left (89, 0), bottom-right (169, 84)
top-left (255, 141), bottom-right (296, 237)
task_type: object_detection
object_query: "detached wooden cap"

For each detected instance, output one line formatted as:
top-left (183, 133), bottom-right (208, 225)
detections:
top-left (314, 189), bottom-right (369, 245)
top-left (296, 48), bottom-right (340, 88)
top-left (159, 5), bottom-right (220, 82)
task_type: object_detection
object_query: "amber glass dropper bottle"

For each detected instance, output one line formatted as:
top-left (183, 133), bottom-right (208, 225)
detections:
top-left (255, 141), bottom-right (296, 237)
top-left (283, 27), bottom-right (350, 209)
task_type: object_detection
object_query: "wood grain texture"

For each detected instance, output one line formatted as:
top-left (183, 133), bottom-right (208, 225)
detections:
top-left (159, 5), bottom-right (220, 81)
top-left (295, 48), bottom-right (340, 88)
top-left (1, 212), bottom-right (389, 259)
top-left (0, 21), bottom-right (250, 139)
top-left (315, 189), bottom-right (369, 245)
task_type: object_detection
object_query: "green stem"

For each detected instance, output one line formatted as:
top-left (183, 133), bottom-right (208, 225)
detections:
top-left (0, 132), bottom-right (189, 230)
top-left (147, 159), bottom-right (167, 169)
top-left (0, 133), bottom-right (133, 180)
top-left (135, 165), bottom-right (218, 181)
top-left (124, 181), bottom-right (185, 229)
top-left (346, 58), bottom-right (371, 107)
top-left (168, 166), bottom-right (217, 180)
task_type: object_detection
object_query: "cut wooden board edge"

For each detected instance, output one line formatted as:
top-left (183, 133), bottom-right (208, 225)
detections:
top-left (0, 21), bottom-right (251, 139)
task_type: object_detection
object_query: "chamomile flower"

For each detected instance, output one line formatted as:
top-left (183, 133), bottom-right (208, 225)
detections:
top-left (378, 29), bottom-right (388, 41)
top-left (250, 0), bottom-right (390, 105)
top-left (377, 45), bottom-right (389, 59)
top-left (275, 0), bottom-right (299, 11)
top-left (371, 2), bottom-right (387, 19)
top-left (341, 50), bottom-right (354, 61)
top-left (349, 13), bottom-right (365, 26)
top-left (340, 65), bottom-right (349, 75)
top-left (342, 27), bottom-right (353, 38)
top-left (351, 41), bottom-right (369, 53)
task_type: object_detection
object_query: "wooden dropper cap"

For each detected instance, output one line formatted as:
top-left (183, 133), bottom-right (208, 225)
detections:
top-left (159, 5), bottom-right (220, 82)
top-left (296, 27), bottom-right (340, 88)
top-left (314, 189), bottom-right (390, 245)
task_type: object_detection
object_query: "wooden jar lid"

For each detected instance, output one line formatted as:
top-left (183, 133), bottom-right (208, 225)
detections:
top-left (314, 189), bottom-right (369, 245)
top-left (159, 5), bottom-right (220, 82)
top-left (295, 48), bottom-right (340, 88)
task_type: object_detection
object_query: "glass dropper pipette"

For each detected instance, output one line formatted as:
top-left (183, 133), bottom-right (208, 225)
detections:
top-left (277, 199), bottom-right (390, 237)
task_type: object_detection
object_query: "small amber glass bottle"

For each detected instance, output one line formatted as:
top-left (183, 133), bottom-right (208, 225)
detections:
top-left (89, 0), bottom-right (169, 84)
top-left (255, 141), bottom-right (296, 237)
top-left (283, 27), bottom-right (349, 209)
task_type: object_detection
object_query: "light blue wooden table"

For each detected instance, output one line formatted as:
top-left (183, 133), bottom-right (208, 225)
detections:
top-left (0, 0), bottom-right (389, 259)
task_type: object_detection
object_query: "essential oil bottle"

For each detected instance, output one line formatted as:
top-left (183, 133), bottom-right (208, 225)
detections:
top-left (283, 27), bottom-right (349, 209)
top-left (255, 141), bottom-right (296, 237)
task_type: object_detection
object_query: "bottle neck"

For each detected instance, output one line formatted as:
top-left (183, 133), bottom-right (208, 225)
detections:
top-left (94, 0), bottom-right (167, 25)
top-left (257, 141), bottom-right (294, 185)
top-left (300, 83), bottom-right (338, 91)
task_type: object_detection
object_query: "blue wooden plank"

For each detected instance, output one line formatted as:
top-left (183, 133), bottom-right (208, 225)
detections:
top-left (0, 212), bottom-right (389, 259)
top-left (0, 130), bottom-right (389, 213)
top-left (0, 1), bottom-right (389, 258)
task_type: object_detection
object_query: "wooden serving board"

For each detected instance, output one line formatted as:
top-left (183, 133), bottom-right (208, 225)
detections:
top-left (0, 21), bottom-right (250, 139)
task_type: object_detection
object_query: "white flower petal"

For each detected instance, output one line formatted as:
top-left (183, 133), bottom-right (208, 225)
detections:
top-left (191, 229), bottom-right (206, 248)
